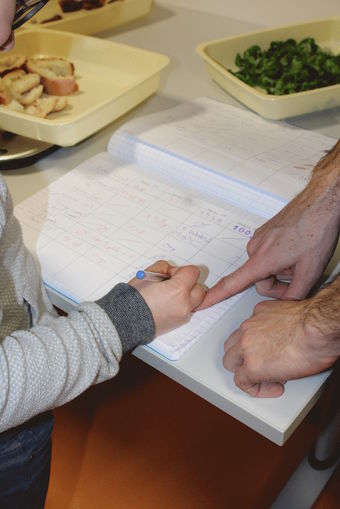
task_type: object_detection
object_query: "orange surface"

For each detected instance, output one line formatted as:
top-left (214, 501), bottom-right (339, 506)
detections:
top-left (45, 356), bottom-right (319, 509)
top-left (312, 463), bottom-right (340, 509)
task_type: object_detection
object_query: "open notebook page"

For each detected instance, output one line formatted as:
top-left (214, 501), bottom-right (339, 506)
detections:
top-left (108, 97), bottom-right (336, 203)
top-left (16, 98), bottom-right (335, 361)
top-left (17, 151), bottom-right (270, 361)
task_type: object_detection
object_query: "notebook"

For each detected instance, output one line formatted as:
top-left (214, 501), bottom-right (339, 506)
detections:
top-left (15, 97), bottom-right (335, 360)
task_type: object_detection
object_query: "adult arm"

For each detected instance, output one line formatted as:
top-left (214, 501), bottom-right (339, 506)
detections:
top-left (200, 139), bottom-right (340, 308)
top-left (222, 276), bottom-right (340, 397)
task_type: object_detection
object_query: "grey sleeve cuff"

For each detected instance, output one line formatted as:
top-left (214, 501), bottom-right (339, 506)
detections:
top-left (95, 283), bottom-right (155, 354)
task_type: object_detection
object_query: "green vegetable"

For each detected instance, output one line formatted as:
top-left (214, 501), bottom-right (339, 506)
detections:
top-left (229, 37), bottom-right (340, 95)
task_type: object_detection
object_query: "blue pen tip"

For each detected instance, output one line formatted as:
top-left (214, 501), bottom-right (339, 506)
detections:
top-left (136, 270), bottom-right (145, 280)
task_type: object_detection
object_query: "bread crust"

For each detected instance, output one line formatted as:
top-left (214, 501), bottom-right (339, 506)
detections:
top-left (23, 95), bottom-right (68, 118)
top-left (0, 78), bottom-right (12, 105)
top-left (11, 73), bottom-right (41, 96)
top-left (0, 55), bottom-right (26, 77)
top-left (3, 71), bottom-right (43, 105)
top-left (26, 57), bottom-right (78, 96)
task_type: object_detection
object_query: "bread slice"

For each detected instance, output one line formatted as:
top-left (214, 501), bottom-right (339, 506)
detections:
top-left (24, 95), bottom-right (68, 118)
top-left (6, 99), bottom-right (24, 113)
top-left (26, 57), bottom-right (78, 96)
top-left (52, 95), bottom-right (68, 112)
top-left (11, 72), bottom-right (41, 96)
top-left (3, 71), bottom-right (43, 105)
top-left (0, 54), bottom-right (26, 77)
top-left (0, 78), bottom-right (12, 105)
top-left (2, 69), bottom-right (26, 86)
top-left (17, 84), bottom-right (44, 106)
top-left (25, 96), bottom-right (58, 118)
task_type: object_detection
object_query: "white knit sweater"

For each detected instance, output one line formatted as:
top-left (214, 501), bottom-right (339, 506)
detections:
top-left (0, 176), bottom-right (123, 432)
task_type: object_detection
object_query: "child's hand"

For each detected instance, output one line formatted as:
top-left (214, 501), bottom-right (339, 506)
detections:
top-left (129, 260), bottom-right (206, 336)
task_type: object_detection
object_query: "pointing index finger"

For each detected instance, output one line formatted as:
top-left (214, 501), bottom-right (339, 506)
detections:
top-left (199, 260), bottom-right (261, 309)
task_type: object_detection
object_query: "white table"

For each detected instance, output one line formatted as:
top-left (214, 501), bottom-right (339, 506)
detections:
top-left (4, 2), bottom-right (340, 445)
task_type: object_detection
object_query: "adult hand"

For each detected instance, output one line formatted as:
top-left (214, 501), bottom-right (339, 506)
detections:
top-left (129, 260), bottom-right (206, 336)
top-left (223, 296), bottom-right (340, 398)
top-left (201, 140), bottom-right (340, 309)
top-left (200, 183), bottom-right (340, 309)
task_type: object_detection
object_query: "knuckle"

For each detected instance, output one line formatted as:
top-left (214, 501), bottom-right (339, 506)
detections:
top-left (255, 281), bottom-right (270, 296)
top-left (239, 319), bottom-right (254, 334)
top-left (147, 259), bottom-right (166, 271)
top-left (242, 355), bottom-right (256, 373)
top-left (234, 372), bottom-right (245, 391)
top-left (222, 354), bottom-right (231, 371)
top-left (238, 332), bottom-right (254, 355)
top-left (157, 259), bottom-right (167, 265)
top-left (192, 264), bottom-right (201, 277)
top-left (253, 301), bottom-right (267, 314)
top-left (239, 321), bottom-right (249, 333)
top-left (217, 277), bottom-right (228, 289)
top-left (186, 264), bottom-right (200, 278)
top-left (246, 238), bottom-right (256, 256)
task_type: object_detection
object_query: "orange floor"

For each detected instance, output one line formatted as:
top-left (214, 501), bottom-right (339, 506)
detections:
top-left (45, 355), bottom-right (320, 509)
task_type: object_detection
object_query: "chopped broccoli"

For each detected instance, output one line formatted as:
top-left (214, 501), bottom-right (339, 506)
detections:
top-left (229, 37), bottom-right (340, 95)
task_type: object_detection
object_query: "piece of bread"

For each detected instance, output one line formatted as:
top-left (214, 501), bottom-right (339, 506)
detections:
top-left (26, 57), bottom-right (78, 96)
top-left (2, 69), bottom-right (26, 86)
top-left (25, 96), bottom-right (59, 118)
top-left (0, 78), bottom-right (12, 105)
top-left (17, 84), bottom-right (44, 106)
top-left (24, 95), bottom-right (68, 118)
top-left (1, 56), bottom-right (74, 118)
top-left (0, 54), bottom-right (26, 77)
top-left (6, 99), bottom-right (24, 113)
top-left (10, 72), bottom-right (41, 95)
top-left (52, 95), bottom-right (68, 112)
top-left (3, 71), bottom-right (43, 105)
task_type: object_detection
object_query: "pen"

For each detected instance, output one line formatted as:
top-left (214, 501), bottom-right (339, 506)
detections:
top-left (136, 270), bottom-right (170, 282)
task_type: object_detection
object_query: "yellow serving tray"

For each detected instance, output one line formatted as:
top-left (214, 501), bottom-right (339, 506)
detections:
top-left (197, 17), bottom-right (340, 120)
top-left (27, 0), bottom-right (152, 35)
top-left (0, 29), bottom-right (169, 147)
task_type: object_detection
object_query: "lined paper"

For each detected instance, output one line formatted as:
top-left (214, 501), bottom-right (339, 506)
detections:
top-left (16, 152), bottom-right (265, 360)
top-left (111, 97), bottom-right (335, 202)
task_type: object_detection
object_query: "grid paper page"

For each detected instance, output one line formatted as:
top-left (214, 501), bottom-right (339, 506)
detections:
top-left (109, 131), bottom-right (285, 220)
top-left (16, 152), bottom-right (265, 361)
top-left (110, 97), bottom-right (336, 202)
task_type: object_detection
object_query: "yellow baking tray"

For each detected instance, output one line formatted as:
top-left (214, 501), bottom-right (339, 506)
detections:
top-left (0, 28), bottom-right (169, 147)
top-left (196, 17), bottom-right (340, 120)
top-left (27, 0), bottom-right (152, 35)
